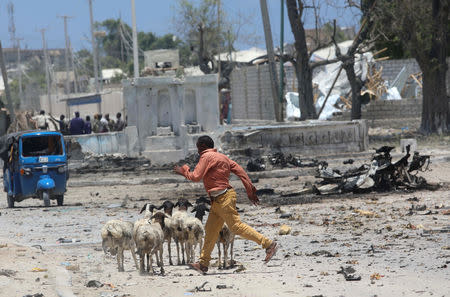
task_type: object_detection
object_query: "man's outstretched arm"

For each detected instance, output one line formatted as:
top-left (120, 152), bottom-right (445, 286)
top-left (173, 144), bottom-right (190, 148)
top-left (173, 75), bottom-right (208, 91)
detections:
top-left (174, 156), bottom-right (208, 182)
top-left (229, 159), bottom-right (259, 205)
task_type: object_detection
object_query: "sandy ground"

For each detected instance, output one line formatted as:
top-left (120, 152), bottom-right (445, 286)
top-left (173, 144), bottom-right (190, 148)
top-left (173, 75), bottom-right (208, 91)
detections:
top-left (0, 149), bottom-right (449, 297)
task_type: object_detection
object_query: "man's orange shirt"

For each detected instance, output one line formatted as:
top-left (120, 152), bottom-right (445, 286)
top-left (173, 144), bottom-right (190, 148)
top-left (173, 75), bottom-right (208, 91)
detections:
top-left (180, 148), bottom-right (254, 198)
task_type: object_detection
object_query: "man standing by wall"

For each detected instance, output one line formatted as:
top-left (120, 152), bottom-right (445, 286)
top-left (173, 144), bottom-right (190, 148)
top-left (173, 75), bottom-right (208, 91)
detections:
top-left (32, 110), bottom-right (48, 130)
top-left (69, 111), bottom-right (85, 135)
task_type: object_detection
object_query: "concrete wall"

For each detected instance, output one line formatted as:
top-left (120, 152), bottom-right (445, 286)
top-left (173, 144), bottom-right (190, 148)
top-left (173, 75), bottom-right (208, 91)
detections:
top-left (123, 75), bottom-right (219, 152)
top-left (220, 120), bottom-right (368, 157)
top-left (230, 58), bottom-right (450, 121)
top-left (230, 63), bottom-right (302, 121)
top-left (144, 49), bottom-right (180, 68)
top-left (333, 98), bottom-right (422, 129)
top-left (376, 57), bottom-right (450, 96)
top-left (231, 64), bottom-right (276, 121)
top-left (39, 89), bottom-right (125, 120)
top-left (65, 127), bottom-right (139, 156)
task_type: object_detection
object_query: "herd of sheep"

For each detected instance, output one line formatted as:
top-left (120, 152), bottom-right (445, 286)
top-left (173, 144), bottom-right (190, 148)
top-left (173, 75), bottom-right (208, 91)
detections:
top-left (100, 198), bottom-right (235, 275)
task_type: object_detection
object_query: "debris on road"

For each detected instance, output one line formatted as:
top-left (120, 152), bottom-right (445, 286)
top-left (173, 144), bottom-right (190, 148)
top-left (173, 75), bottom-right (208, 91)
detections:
top-left (86, 280), bottom-right (104, 288)
top-left (337, 266), bottom-right (361, 281)
top-left (0, 269), bottom-right (16, 277)
top-left (370, 273), bottom-right (384, 280)
top-left (279, 224), bottom-right (292, 235)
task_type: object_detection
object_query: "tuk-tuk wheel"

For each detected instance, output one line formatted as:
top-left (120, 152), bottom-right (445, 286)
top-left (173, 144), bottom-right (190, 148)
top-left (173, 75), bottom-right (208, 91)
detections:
top-left (43, 191), bottom-right (50, 207)
top-left (56, 195), bottom-right (64, 206)
top-left (7, 195), bottom-right (14, 208)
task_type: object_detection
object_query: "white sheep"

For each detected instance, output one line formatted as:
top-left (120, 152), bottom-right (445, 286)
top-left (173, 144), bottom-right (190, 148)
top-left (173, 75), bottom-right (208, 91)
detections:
top-left (184, 216), bottom-right (205, 264)
top-left (169, 199), bottom-right (194, 265)
top-left (133, 203), bottom-right (161, 268)
top-left (133, 212), bottom-right (167, 275)
top-left (217, 223), bottom-right (235, 269)
top-left (170, 210), bottom-right (189, 265)
top-left (101, 219), bottom-right (139, 272)
top-left (158, 201), bottom-right (176, 265)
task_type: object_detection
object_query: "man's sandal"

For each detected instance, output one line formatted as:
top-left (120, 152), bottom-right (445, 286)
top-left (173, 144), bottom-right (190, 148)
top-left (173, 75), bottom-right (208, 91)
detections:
top-left (188, 262), bottom-right (208, 274)
top-left (264, 241), bottom-right (278, 263)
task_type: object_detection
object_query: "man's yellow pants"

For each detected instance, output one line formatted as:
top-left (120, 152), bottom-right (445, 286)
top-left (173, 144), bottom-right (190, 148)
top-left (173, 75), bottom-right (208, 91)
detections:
top-left (199, 189), bottom-right (272, 267)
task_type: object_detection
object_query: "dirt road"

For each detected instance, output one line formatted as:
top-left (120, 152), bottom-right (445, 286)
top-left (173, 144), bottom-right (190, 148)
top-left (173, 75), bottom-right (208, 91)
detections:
top-left (0, 153), bottom-right (449, 297)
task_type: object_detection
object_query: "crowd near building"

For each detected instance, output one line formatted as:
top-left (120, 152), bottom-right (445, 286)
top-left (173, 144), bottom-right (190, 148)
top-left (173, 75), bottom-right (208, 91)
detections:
top-left (32, 110), bottom-right (126, 136)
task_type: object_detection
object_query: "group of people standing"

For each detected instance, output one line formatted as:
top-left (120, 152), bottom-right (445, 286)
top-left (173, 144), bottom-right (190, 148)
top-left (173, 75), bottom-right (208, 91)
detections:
top-left (33, 110), bottom-right (126, 136)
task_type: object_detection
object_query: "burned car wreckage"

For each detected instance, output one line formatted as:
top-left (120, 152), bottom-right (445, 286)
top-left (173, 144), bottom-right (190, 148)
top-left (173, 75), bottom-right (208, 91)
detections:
top-left (315, 145), bottom-right (432, 195)
top-left (247, 145), bottom-right (432, 195)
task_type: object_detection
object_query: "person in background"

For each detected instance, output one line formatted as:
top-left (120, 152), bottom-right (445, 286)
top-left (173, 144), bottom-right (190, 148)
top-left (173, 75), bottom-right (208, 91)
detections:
top-left (114, 112), bottom-right (126, 131)
top-left (48, 114), bottom-right (68, 134)
top-left (99, 113), bottom-right (109, 133)
top-left (32, 110), bottom-right (48, 130)
top-left (84, 115), bottom-right (92, 134)
top-left (69, 111), bottom-right (85, 135)
top-left (105, 113), bottom-right (115, 132)
top-left (92, 113), bottom-right (100, 133)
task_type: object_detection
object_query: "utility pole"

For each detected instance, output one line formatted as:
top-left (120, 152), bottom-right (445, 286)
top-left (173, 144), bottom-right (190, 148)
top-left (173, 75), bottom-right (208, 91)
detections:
top-left (217, 0), bottom-right (221, 82)
top-left (0, 41), bottom-right (16, 123)
top-left (217, 0), bottom-right (222, 124)
top-left (69, 39), bottom-right (79, 93)
top-left (260, 0), bottom-right (282, 122)
top-left (59, 15), bottom-right (73, 94)
top-left (15, 38), bottom-right (24, 101)
top-left (279, 0), bottom-right (285, 119)
top-left (8, 2), bottom-right (16, 48)
top-left (40, 28), bottom-right (52, 114)
top-left (131, 0), bottom-right (139, 78)
top-left (88, 0), bottom-right (100, 93)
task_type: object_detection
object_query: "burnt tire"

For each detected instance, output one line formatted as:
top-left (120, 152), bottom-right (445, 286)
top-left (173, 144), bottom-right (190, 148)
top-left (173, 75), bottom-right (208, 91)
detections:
top-left (43, 191), bottom-right (50, 207)
top-left (7, 195), bottom-right (14, 208)
top-left (56, 195), bottom-right (64, 206)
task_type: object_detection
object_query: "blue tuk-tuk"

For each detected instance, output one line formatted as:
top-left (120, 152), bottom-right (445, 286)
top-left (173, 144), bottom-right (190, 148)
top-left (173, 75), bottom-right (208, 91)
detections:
top-left (1, 131), bottom-right (68, 207)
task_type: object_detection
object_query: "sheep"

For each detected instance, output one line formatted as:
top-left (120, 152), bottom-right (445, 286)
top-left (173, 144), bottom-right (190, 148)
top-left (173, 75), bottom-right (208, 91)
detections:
top-left (217, 223), bottom-right (235, 269)
top-left (191, 203), bottom-right (210, 222)
top-left (170, 210), bottom-right (189, 265)
top-left (158, 200), bottom-right (175, 216)
top-left (133, 203), bottom-right (159, 268)
top-left (157, 200), bottom-right (175, 265)
top-left (184, 216), bottom-right (205, 264)
top-left (133, 211), bottom-right (167, 275)
top-left (175, 198), bottom-right (193, 211)
top-left (168, 198), bottom-right (194, 265)
top-left (101, 219), bottom-right (138, 272)
top-left (195, 196), bottom-right (211, 205)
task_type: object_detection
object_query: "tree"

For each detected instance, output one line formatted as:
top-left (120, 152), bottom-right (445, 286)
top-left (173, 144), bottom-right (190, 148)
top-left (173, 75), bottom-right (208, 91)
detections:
top-left (374, 0), bottom-right (449, 134)
top-left (332, 0), bottom-right (376, 120)
top-left (173, 0), bottom-right (224, 74)
top-left (96, 19), bottom-right (132, 63)
top-left (173, 0), bottom-right (259, 75)
top-left (286, 0), bottom-right (343, 119)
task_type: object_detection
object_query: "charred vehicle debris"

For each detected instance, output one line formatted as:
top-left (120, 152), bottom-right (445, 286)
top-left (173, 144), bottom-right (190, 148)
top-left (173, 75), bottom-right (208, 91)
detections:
top-left (246, 145), bottom-right (433, 196)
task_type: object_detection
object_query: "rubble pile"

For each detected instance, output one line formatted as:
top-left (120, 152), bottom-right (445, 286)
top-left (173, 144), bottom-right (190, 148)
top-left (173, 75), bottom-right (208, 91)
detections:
top-left (72, 153), bottom-right (152, 174)
top-left (247, 153), bottom-right (322, 172)
top-left (314, 145), bottom-right (432, 195)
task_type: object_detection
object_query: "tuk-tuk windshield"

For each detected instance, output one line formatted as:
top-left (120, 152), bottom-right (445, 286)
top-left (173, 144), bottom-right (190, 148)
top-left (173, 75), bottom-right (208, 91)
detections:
top-left (22, 135), bottom-right (63, 157)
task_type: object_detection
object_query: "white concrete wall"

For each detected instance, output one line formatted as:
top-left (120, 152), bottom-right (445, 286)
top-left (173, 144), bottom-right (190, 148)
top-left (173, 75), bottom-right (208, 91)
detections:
top-left (66, 131), bottom-right (128, 155)
top-left (123, 75), bottom-right (219, 151)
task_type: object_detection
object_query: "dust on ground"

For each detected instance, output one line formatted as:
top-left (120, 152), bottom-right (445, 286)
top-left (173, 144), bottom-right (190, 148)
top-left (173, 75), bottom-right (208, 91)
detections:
top-left (0, 144), bottom-right (449, 297)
